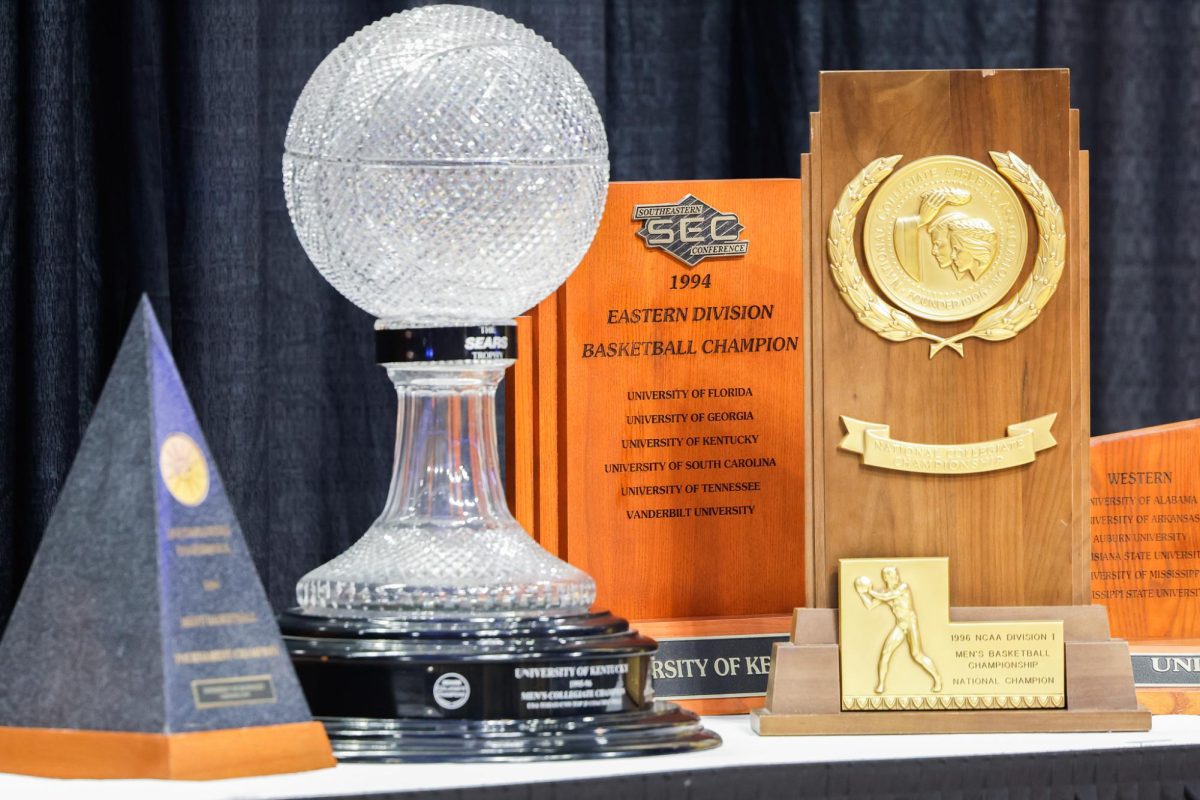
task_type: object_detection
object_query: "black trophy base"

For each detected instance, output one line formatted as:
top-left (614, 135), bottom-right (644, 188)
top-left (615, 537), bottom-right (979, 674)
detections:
top-left (319, 704), bottom-right (714, 763)
top-left (279, 609), bottom-right (721, 763)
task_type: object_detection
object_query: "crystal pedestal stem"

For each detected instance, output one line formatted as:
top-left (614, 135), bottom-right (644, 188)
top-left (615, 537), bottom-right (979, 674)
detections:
top-left (383, 365), bottom-right (511, 539)
top-left (295, 362), bottom-right (595, 618)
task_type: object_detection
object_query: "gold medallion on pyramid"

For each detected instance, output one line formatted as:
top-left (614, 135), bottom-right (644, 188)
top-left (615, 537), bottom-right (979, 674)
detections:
top-left (159, 432), bottom-right (210, 507)
top-left (863, 155), bottom-right (1028, 322)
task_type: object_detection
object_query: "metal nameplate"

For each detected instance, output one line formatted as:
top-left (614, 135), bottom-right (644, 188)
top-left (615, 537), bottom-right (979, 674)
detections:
top-left (651, 633), bottom-right (788, 700)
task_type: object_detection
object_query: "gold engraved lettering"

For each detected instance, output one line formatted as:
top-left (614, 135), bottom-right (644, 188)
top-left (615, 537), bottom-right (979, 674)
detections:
top-left (839, 414), bottom-right (1056, 474)
top-left (168, 525), bottom-right (232, 540)
top-left (175, 542), bottom-right (233, 557)
top-left (180, 612), bottom-right (258, 629)
top-left (173, 644), bottom-right (280, 665)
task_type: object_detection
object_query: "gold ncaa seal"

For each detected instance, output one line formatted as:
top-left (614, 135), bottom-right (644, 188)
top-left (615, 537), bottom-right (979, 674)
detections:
top-left (827, 151), bottom-right (1065, 359)
top-left (863, 156), bottom-right (1027, 323)
top-left (159, 432), bottom-right (210, 506)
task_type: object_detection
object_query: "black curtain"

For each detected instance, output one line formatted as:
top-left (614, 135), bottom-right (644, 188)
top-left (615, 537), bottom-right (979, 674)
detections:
top-left (2, 0), bottom-right (1198, 619)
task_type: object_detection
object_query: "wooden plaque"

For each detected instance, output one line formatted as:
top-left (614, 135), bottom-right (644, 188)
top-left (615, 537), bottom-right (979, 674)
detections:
top-left (508, 179), bottom-right (804, 709)
top-left (1091, 419), bottom-right (1200, 637)
top-left (804, 70), bottom-right (1090, 608)
top-left (1091, 419), bottom-right (1200, 713)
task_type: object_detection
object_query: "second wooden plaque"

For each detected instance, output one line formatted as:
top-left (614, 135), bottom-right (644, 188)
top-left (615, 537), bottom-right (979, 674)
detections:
top-left (508, 179), bottom-right (804, 712)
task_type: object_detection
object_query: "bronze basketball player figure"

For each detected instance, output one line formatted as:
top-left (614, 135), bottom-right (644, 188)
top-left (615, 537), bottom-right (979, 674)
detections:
top-left (854, 566), bottom-right (943, 693)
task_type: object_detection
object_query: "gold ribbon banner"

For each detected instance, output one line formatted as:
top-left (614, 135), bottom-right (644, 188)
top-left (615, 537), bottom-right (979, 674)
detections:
top-left (839, 413), bottom-right (1057, 475)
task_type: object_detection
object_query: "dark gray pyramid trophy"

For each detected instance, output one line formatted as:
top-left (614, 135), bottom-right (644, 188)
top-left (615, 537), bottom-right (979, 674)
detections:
top-left (0, 298), bottom-right (334, 779)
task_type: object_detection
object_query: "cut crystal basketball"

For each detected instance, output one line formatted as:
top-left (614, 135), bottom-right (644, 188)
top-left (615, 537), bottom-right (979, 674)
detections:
top-left (282, 4), bottom-right (609, 325)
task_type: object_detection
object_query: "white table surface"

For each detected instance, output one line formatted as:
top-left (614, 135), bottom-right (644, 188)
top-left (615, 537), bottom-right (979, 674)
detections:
top-left (2, 714), bottom-right (1198, 800)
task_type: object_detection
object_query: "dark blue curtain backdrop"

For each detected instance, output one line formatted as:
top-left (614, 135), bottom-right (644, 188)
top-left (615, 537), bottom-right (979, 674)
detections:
top-left (2, 0), bottom-right (1198, 618)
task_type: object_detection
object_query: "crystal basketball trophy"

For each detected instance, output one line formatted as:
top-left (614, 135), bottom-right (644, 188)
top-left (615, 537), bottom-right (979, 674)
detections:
top-left (279, 5), bottom-right (718, 760)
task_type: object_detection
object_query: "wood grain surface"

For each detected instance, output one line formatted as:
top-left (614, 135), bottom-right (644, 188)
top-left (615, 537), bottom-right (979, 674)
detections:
top-left (1136, 689), bottom-right (1200, 715)
top-left (1091, 419), bottom-right (1200, 638)
top-left (549, 180), bottom-right (806, 620)
top-left (805, 70), bottom-right (1089, 608)
top-left (751, 707), bottom-right (1150, 735)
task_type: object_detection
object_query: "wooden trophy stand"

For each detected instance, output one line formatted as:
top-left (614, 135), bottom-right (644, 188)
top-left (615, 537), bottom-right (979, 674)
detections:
top-left (753, 606), bottom-right (1146, 735)
top-left (754, 69), bottom-right (1149, 734)
top-left (1092, 418), bottom-right (1200, 714)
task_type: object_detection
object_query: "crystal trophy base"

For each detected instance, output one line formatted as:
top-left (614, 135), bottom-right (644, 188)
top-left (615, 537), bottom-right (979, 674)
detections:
top-left (278, 4), bottom-right (699, 762)
top-left (278, 610), bottom-right (720, 762)
top-left (279, 328), bottom-right (719, 761)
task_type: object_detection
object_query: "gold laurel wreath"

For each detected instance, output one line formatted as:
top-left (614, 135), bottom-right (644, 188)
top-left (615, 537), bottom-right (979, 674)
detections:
top-left (826, 151), bottom-right (1066, 359)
